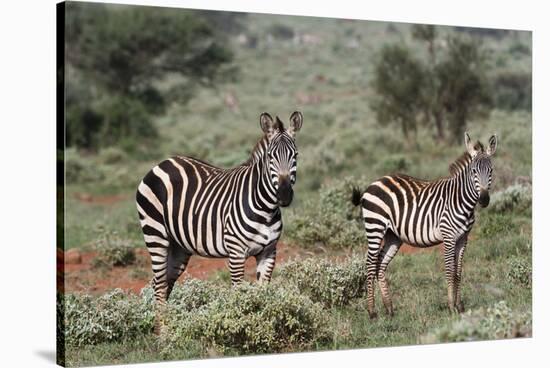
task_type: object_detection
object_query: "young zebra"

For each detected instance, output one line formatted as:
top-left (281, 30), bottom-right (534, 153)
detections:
top-left (136, 112), bottom-right (302, 332)
top-left (352, 133), bottom-right (497, 318)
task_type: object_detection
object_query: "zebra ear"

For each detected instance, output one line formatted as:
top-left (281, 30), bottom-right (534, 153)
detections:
top-left (287, 111), bottom-right (303, 138)
top-left (260, 112), bottom-right (275, 136)
top-left (464, 132), bottom-right (477, 156)
top-left (486, 134), bottom-right (498, 156)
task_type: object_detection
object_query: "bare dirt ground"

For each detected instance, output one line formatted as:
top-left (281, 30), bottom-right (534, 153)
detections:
top-left (61, 243), bottom-right (305, 295)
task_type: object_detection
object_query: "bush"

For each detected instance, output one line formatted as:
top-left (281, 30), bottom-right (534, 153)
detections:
top-left (376, 154), bottom-right (412, 174)
top-left (65, 148), bottom-right (105, 184)
top-left (268, 23), bottom-right (295, 40)
top-left (93, 232), bottom-right (136, 267)
top-left (63, 289), bottom-right (155, 347)
top-left (98, 147), bottom-right (128, 165)
top-left (506, 257), bottom-right (532, 287)
top-left (488, 184), bottom-right (532, 214)
top-left (277, 255), bottom-right (369, 307)
top-left (160, 283), bottom-right (330, 355)
top-left (420, 301), bottom-right (531, 343)
top-left (285, 177), bottom-right (366, 249)
top-left (492, 71), bottom-right (532, 111)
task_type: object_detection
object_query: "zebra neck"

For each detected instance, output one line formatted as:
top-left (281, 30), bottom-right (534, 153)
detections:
top-left (244, 137), bottom-right (279, 211)
top-left (450, 160), bottom-right (479, 215)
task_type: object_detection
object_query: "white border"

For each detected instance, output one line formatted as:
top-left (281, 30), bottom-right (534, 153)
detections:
top-left (0, 0), bottom-right (547, 367)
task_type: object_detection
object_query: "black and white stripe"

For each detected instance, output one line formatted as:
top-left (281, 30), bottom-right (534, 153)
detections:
top-left (352, 132), bottom-right (498, 317)
top-left (136, 112), bottom-right (303, 332)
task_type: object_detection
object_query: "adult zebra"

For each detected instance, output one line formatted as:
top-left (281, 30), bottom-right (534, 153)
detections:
top-left (136, 111), bottom-right (303, 332)
top-left (351, 133), bottom-right (497, 318)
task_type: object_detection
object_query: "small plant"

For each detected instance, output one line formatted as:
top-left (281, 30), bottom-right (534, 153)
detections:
top-left (63, 289), bottom-right (155, 347)
top-left (285, 177), bottom-right (367, 249)
top-left (488, 184), bottom-right (532, 214)
top-left (277, 255), bottom-right (369, 307)
top-left (93, 231), bottom-right (136, 267)
top-left (506, 257), bottom-right (532, 286)
top-left (420, 301), bottom-right (532, 343)
top-left (160, 283), bottom-right (330, 355)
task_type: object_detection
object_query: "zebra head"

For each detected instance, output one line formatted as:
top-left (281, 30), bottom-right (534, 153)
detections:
top-left (260, 111), bottom-right (303, 207)
top-left (465, 132), bottom-right (498, 208)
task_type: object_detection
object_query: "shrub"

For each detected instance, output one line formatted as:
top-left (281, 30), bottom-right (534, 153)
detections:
top-left (65, 148), bottom-right (105, 184)
top-left (277, 256), bottom-right (369, 307)
top-left (93, 232), bottom-right (136, 267)
top-left (285, 177), bottom-right (366, 249)
top-left (160, 283), bottom-right (330, 355)
top-left (488, 184), bottom-right (532, 214)
top-left (506, 257), bottom-right (532, 287)
top-left (420, 301), bottom-right (531, 343)
top-left (268, 23), bottom-right (294, 40)
top-left (63, 289), bottom-right (155, 347)
top-left (376, 154), bottom-right (412, 174)
top-left (98, 147), bottom-right (128, 165)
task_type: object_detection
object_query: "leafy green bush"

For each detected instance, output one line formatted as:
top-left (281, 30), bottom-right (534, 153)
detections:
top-left (160, 283), bottom-right (330, 355)
top-left (98, 147), bottom-right (128, 165)
top-left (64, 289), bottom-right (155, 347)
top-left (506, 257), bottom-right (532, 287)
top-left (277, 255), bottom-right (368, 307)
top-left (376, 154), bottom-right (412, 174)
top-left (65, 148), bottom-right (105, 184)
top-left (420, 301), bottom-right (531, 343)
top-left (93, 232), bottom-right (136, 267)
top-left (492, 71), bottom-right (531, 111)
top-left (488, 184), bottom-right (532, 214)
top-left (286, 177), bottom-right (366, 249)
top-left (268, 23), bottom-right (295, 40)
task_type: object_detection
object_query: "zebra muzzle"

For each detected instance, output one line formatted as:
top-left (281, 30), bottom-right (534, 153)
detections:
top-left (277, 178), bottom-right (294, 207)
top-left (479, 189), bottom-right (490, 208)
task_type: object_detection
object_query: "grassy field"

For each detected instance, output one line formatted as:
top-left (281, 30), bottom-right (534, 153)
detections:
top-left (61, 12), bottom-right (532, 367)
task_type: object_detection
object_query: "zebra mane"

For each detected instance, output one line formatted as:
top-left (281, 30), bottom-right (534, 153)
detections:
top-left (448, 141), bottom-right (485, 176)
top-left (242, 136), bottom-right (269, 166)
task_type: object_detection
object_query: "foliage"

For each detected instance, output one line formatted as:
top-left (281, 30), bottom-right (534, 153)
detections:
top-left (492, 71), bottom-right (532, 111)
top-left (160, 283), bottom-right (330, 355)
top-left (370, 44), bottom-right (426, 139)
top-left (420, 301), bottom-right (531, 343)
top-left (65, 2), bottom-right (235, 151)
top-left (65, 148), bottom-right (105, 184)
top-left (506, 257), bottom-right (532, 287)
top-left (63, 289), bottom-right (155, 347)
top-left (268, 23), bottom-right (295, 40)
top-left (372, 30), bottom-right (492, 143)
top-left (93, 231), bottom-right (136, 267)
top-left (286, 177), bottom-right (366, 249)
top-left (277, 256), bottom-right (369, 307)
top-left (487, 183), bottom-right (532, 214)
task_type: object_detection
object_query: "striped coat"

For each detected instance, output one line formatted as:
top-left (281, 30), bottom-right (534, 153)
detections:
top-left (352, 133), bottom-right (497, 317)
top-left (136, 112), bottom-right (303, 332)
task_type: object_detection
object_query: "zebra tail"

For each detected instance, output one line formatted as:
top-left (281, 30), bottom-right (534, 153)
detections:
top-left (351, 186), bottom-right (363, 207)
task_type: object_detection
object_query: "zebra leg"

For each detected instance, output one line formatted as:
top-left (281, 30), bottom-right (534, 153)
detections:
top-left (228, 248), bottom-right (247, 285)
top-left (255, 242), bottom-right (277, 283)
top-left (166, 244), bottom-right (192, 300)
top-left (377, 232), bottom-right (402, 317)
top-left (443, 238), bottom-right (457, 313)
top-left (144, 235), bottom-right (171, 335)
top-left (454, 234), bottom-right (468, 313)
top-left (365, 232), bottom-right (384, 319)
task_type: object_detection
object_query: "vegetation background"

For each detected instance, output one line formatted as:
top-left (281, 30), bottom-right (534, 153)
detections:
top-left (59, 2), bottom-right (532, 366)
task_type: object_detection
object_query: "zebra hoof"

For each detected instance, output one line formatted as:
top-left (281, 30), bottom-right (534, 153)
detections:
top-left (456, 302), bottom-right (465, 313)
top-left (368, 311), bottom-right (378, 319)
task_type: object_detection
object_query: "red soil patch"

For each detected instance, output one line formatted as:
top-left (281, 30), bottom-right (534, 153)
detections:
top-left (73, 192), bottom-right (128, 205)
top-left (62, 243), bottom-right (301, 295)
top-left (400, 243), bottom-right (441, 255)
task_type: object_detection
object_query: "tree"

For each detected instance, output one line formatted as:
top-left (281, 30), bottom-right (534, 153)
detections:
top-left (436, 36), bottom-right (492, 143)
top-left (65, 3), bottom-right (236, 151)
top-left (370, 45), bottom-right (426, 141)
top-left (371, 26), bottom-right (492, 144)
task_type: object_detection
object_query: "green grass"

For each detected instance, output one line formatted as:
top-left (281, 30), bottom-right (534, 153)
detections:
top-left (62, 12), bottom-right (532, 367)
